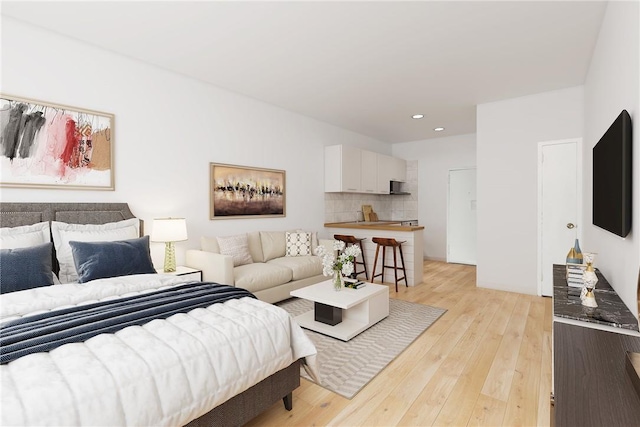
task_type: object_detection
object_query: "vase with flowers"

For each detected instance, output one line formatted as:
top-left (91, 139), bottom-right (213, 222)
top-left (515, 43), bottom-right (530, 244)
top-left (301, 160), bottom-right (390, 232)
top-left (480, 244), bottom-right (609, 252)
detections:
top-left (315, 240), bottom-right (362, 291)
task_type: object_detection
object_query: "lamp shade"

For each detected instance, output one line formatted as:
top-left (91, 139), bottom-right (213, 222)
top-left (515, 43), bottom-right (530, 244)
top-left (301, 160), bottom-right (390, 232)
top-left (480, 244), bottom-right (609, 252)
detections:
top-left (150, 218), bottom-right (188, 242)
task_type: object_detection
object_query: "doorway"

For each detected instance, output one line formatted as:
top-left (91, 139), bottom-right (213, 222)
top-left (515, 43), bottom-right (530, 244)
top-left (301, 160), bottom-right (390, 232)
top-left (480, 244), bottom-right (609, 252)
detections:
top-left (447, 168), bottom-right (477, 265)
top-left (538, 139), bottom-right (582, 296)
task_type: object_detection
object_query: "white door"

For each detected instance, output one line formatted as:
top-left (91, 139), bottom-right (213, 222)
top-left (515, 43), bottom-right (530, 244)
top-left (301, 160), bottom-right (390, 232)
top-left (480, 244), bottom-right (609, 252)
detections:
top-left (538, 140), bottom-right (581, 296)
top-left (447, 168), bottom-right (477, 265)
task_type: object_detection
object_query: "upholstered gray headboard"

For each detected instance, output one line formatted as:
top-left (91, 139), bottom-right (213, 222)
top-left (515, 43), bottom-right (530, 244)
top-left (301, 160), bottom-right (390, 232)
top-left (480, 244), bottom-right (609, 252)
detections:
top-left (0, 202), bottom-right (140, 231)
top-left (0, 202), bottom-right (141, 273)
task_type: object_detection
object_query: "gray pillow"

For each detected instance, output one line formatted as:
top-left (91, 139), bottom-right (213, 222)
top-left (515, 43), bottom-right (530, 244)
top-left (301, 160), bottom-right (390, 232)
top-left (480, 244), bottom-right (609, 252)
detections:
top-left (70, 236), bottom-right (156, 283)
top-left (0, 242), bottom-right (54, 294)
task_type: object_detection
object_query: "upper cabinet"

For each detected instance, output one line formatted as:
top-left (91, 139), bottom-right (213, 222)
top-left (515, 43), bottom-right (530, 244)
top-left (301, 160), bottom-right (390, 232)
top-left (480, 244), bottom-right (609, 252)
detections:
top-left (325, 145), bottom-right (406, 194)
top-left (325, 145), bottom-right (361, 193)
top-left (390, 156), bottom-right (407, 182)
top-left (360, 150), bottom-right (378, 193)
top-left (377, 154), bottom-right (393, 194)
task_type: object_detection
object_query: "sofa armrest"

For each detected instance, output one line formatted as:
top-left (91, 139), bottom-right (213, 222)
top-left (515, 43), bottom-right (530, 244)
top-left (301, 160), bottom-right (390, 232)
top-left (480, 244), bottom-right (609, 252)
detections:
top-left (185, 250), bottom-right (235, 286)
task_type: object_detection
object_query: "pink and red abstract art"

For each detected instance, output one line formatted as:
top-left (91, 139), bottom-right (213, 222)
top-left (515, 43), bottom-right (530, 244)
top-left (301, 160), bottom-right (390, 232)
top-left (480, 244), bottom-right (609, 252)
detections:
top-left (0, 95), bottom-right (113, 189)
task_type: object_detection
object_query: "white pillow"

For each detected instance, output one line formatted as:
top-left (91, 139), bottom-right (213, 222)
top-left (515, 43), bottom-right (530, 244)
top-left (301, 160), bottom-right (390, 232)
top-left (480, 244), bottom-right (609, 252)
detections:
top-left (51, 218), bottom-right (140, 283)
top-left (296, 229), bottom-right (319, 254)
top-left (286, 231), bottom-right (312, 256)
top-left (217, 234), bottom-right (253, 267)
top-left (0, 222), bottom-right (51, 249)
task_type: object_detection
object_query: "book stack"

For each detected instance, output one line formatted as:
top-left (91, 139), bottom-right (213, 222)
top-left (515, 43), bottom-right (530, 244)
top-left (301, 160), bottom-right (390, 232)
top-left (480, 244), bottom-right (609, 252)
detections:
top-left (566, 263), bottom-right (586, 288)
top-left (344, 281), bottom-right (366, 289)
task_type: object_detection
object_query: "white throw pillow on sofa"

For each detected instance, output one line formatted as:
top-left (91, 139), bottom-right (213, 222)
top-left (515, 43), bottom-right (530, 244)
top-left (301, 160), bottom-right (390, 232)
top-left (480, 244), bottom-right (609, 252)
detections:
top-left (217, 234), bottom-right (253, 267)
top-left (285, 231), bottom-right (312, 256)
top-left (51, 218), bottom-right (140, 283)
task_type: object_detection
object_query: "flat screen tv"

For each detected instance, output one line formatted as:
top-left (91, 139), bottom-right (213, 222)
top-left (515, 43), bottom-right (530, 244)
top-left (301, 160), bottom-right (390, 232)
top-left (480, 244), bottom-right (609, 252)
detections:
top-left (592, 109), bottom-right (632, 237)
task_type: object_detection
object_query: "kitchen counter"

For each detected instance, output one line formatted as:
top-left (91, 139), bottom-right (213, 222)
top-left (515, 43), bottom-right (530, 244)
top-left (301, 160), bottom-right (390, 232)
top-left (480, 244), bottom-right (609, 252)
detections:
top-left (324, 222), bottom-right (424, 286)
top-left (324, 221), bottom-right (424, 232)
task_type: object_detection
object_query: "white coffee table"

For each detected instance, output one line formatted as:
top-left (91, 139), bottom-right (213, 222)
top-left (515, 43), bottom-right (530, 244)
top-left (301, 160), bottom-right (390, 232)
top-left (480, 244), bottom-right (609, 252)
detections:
top-left (290, 280), bottom-right (389, 341)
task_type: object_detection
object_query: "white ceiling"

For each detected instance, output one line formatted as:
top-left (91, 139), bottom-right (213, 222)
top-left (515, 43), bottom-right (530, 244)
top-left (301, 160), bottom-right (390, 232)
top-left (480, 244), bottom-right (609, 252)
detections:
top-left (2, 1), bottom-right (607, 143)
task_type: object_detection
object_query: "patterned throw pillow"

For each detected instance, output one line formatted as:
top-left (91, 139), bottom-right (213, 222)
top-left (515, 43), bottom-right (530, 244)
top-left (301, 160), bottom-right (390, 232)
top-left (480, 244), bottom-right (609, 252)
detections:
top-left (286, 232), bottom-right (312, 257)
top-left (217, 234), bottom-right (253, 267)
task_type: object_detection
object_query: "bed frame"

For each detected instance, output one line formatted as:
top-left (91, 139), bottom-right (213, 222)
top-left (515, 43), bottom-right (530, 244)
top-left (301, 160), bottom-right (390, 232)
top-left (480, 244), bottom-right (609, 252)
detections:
top-left (0, 202), bottom-right (301, 427)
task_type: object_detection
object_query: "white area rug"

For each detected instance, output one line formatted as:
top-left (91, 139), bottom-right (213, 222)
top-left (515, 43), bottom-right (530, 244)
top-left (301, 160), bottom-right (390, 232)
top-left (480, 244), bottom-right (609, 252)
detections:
top-left (277, 297), bottom-right (446, 399)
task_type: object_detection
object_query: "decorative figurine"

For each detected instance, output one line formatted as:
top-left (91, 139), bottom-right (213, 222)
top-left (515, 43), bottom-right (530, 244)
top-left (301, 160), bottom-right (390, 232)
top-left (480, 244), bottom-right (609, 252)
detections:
top-left (581, 252), bottom-right (598, 308)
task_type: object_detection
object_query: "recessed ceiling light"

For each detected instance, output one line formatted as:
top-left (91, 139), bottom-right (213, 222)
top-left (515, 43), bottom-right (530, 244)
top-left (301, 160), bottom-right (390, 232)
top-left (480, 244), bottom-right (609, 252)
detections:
top-left (412, 114), bottom-right (424, 119)
top-left (434, 127), bottom-right (445, 132)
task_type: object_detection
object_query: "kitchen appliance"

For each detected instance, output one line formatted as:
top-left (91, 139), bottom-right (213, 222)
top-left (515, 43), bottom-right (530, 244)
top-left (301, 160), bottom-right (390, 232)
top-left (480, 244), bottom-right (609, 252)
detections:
top-left (390, 181), bottom-right (410, 195)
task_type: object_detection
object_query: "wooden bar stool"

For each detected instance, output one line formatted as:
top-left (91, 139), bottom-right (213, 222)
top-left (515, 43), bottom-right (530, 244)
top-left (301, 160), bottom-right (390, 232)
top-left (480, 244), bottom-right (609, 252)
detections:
top-left (333, 234), bottom-right (368, 280)
top-left (371, 237), bottom-right (407, 292)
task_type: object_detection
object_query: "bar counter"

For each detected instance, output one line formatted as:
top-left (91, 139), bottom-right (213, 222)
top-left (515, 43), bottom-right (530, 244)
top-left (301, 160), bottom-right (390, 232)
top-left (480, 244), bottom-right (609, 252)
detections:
top-left (324, 221), bottom-right (424, 286)
top-left (324, 221), bottom-right (424, 232)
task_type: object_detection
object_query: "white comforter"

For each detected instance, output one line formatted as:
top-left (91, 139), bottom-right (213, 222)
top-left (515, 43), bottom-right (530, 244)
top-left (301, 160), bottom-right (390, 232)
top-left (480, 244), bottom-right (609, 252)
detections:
top-left (0, 275), bottom-right (318, 426)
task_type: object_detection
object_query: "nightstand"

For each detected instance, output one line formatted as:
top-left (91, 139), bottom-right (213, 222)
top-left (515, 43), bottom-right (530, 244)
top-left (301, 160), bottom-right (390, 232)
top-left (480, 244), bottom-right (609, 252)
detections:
top-left (156, 266), bottom-right (202, 281)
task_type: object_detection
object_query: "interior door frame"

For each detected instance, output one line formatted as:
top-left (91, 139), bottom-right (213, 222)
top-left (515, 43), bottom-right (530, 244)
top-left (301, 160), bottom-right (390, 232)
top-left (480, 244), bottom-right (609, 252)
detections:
top-left (537, 138), bottom-right (583, 296)
top-left (447, 167), bottom-right (477, 265)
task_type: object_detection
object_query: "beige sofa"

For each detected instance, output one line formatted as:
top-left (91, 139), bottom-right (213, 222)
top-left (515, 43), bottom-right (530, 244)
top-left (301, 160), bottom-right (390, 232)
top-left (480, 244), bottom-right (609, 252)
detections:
top-left (185, 231), bottom-right (331, 304)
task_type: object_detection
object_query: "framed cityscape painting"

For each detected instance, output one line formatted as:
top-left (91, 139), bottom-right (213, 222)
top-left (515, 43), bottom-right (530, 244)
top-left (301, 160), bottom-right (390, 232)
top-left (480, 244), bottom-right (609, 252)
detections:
top-left (210, 163), bottom-right (286, 219)
top-left (0, 94), bottom-right (114, 190)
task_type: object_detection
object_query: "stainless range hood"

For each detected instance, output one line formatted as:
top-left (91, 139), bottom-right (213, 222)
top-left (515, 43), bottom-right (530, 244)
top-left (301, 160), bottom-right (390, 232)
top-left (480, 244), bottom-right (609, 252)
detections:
top-left (390, 181), bottom-right (410, 195)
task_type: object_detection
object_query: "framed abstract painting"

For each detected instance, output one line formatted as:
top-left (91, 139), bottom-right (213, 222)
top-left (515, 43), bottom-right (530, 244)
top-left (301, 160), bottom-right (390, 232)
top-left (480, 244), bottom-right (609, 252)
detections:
top-left (0, 94), bottom-right (114, 190)
top-left (210, 163), bottom-right (286, 219)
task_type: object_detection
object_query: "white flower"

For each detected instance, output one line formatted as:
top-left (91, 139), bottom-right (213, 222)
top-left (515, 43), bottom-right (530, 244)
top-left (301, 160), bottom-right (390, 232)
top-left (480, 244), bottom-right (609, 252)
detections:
top-left (341, 262), bottom-right (354, 276)
top-left (315, 245), bottom-right (327, 257)
top-left (343, 244), bottom-right (361, 258)
top-left (315, 239), bottom-right (360, 278)
top-left (333, 240), bottom-right (346, 252)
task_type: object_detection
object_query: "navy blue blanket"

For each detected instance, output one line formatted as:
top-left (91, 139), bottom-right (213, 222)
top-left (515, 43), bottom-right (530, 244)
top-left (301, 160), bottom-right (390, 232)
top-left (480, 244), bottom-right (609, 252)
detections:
top-left (0, 282), bottom-right (255, 364)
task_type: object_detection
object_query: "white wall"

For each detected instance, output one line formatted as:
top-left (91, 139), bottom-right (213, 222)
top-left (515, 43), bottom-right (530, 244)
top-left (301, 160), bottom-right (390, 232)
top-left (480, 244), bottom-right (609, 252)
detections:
top-left (393, 134), bottom-right (476, 261)
top-left (476, 87), bottom-right (583, 294)
top-left (0, 17), bottom-right (390, 267)
top-left (582, 1), bottom-right (639, 318)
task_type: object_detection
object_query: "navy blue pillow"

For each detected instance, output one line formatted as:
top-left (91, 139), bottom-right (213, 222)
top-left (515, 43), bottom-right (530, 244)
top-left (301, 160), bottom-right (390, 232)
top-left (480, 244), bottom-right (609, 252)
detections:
top-left (0, 243), bottom-right (54, 294)
top-left (70, 236), bottom-right (156, 283)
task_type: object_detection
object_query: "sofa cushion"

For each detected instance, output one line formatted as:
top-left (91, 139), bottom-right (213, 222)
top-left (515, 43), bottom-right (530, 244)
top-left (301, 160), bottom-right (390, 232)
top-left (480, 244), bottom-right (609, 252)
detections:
top-left (260, 231), bottom-right (286, 261)
top-left (201, 236), bottom-right (220, 253)
top-left (234, 263), bottom-right (293, 293)
top-left (247, 231), bottom-right (264, 263)
top-left (285, 231), bottom-right (312, 256)
top-left (216, 234), bottom-right (253, 267)
top-left (267, 256), bottom-right (322, 281)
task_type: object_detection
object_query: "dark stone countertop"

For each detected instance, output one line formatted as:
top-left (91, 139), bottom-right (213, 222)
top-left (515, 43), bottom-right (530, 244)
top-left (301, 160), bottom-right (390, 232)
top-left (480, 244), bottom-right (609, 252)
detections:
top-left (553, 264), bottom-right (639, 332)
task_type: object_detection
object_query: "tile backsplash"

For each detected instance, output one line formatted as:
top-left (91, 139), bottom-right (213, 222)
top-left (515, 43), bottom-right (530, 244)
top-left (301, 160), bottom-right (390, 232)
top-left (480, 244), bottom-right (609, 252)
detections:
top-left (324, 160), bottom-right (418, 223)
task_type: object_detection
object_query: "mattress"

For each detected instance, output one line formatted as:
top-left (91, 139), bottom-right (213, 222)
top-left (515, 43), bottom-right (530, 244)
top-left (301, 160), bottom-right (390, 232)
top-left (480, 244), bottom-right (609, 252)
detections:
top-left (0, 274), bottom-right (318, 426)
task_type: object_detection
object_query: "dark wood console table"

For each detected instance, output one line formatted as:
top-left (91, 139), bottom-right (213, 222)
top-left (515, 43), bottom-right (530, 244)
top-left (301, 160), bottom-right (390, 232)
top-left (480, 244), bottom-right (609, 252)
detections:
top-left (552, 264), bottom-right (640, 427)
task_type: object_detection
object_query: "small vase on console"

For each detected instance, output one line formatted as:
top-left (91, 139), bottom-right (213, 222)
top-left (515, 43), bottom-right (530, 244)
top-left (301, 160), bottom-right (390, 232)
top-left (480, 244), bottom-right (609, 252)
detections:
top-left (581, 252), bottom-right (598, 307)
top-left (566, 238), bottom-right (583, 264)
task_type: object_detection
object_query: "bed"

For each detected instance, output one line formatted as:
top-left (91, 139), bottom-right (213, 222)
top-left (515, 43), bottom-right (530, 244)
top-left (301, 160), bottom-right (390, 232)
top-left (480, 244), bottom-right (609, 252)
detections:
top-left (0, 202), bottom-right (317, 426)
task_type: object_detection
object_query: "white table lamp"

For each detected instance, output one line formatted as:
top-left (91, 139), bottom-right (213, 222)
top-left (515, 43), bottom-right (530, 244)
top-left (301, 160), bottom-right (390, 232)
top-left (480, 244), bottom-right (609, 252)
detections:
top-left (151, 218), bottom-right (188, 272)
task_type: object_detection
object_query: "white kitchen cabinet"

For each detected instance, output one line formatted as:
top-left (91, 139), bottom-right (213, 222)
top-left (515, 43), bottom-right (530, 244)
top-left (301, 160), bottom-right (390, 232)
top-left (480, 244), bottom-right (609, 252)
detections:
top-left (325, 145), bottom-right (407, 194)
top-left (325, 145), bottom-right (362, 192)
top-left (360, 150), bottom-right (377, 193)
top-left (376, 153), bottom-right (393, 194)
top-left (390, 156), bottom-right (407, 182)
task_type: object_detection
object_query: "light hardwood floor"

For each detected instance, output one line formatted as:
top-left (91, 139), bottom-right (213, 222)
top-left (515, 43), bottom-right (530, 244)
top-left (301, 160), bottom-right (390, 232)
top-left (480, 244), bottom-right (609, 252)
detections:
top-left (247, 260), bottom-right (552, 427)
